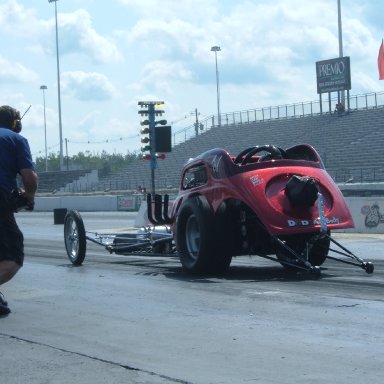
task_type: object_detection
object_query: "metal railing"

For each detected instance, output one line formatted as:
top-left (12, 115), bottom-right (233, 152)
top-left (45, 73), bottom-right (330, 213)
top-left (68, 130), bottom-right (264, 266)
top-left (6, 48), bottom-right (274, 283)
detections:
top-left (327, 167), bottom-right (384, 184)
top-left (173, 91), bottom-right (384, 146)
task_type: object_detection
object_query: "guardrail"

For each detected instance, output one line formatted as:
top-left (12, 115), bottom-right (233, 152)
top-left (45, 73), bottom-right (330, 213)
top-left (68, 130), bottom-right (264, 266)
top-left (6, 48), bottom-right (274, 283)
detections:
top-left (327, 167), bottom-right (384, 184)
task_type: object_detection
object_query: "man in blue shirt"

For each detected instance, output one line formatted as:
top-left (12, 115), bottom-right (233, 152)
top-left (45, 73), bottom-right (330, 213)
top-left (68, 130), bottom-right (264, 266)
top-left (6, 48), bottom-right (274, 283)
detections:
top-left (0, 105), bottom-right (38, 316)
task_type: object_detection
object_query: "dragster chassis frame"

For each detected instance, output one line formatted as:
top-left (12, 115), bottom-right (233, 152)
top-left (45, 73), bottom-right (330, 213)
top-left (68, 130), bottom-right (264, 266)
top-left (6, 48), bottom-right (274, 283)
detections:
top-left (63, 194), bottom-right (374, 278)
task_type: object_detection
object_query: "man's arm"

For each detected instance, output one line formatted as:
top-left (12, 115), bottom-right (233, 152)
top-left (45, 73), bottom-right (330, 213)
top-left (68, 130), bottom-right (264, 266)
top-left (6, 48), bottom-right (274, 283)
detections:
top-left (19, 168), bottom-right (38, 203)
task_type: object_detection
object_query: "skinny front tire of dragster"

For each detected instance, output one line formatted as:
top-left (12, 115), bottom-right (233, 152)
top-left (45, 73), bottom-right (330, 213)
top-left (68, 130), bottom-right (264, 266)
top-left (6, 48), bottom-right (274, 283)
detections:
top-left (64, 210), bottom-right (86, 265)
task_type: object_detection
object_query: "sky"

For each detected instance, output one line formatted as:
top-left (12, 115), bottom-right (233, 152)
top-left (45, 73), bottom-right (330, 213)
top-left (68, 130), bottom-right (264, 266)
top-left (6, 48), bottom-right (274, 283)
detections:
top-left (0, 0), bottom-right (383, 161)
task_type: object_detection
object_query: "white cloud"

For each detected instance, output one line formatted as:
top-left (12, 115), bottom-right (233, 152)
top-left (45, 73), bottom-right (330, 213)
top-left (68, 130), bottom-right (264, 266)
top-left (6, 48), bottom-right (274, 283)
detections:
top-left (117, 0), bottom-right (218, 21)
top-left (0, 55), bottom-right (38, 83)
top-left (137, 61), bottom-right (194, 92)
top-left (0, 0), bottom-right (40, 36)
top-left (61, 71), bottom-right (117, 101)
top-left (0, 1), bottom-right (123, 65)
top-left (51, 9), bottom-right (124, 64)
top-left (2, 0), bottom-right (384, 157)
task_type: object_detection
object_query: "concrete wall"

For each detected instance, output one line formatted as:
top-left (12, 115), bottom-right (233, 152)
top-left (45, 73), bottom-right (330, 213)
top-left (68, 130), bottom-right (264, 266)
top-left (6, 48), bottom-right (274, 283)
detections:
top-left (34, 194), bottom-right (143, 212)
top-left (345, 197), bottom-right (384, 234)
top-left (34, 194), bottom-right (384, 234)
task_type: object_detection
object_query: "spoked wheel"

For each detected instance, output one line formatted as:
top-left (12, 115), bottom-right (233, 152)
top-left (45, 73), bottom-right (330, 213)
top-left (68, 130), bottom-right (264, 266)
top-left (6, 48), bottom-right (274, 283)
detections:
top-left (276, 232), bottom-right (330, 270)
top-left (64, 210), bottom-right (86, 265)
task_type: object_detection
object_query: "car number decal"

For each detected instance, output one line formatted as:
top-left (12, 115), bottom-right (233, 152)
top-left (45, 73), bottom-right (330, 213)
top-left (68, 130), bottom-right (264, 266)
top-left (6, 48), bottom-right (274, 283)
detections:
top-left (250, 175), bottom-right (264, 186)
top-left (287, 217), bottom-right (340, 227)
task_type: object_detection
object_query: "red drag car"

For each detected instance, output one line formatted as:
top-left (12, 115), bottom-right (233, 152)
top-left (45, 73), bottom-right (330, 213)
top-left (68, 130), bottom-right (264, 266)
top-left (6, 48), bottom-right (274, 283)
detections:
top-left (148, 144), bottom-right (373, 277)
top-left (64, 143), bottom-right (374, 277)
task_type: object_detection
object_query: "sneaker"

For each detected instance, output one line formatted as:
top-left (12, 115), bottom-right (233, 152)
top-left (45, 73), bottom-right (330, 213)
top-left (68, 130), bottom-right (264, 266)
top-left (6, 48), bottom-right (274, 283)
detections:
top-left (0, 292), bottom-right (10, 316)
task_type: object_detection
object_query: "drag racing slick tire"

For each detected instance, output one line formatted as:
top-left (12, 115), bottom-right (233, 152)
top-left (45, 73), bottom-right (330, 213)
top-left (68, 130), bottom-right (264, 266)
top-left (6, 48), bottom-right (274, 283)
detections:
top-left (176, 196), bottom-right (232, 274)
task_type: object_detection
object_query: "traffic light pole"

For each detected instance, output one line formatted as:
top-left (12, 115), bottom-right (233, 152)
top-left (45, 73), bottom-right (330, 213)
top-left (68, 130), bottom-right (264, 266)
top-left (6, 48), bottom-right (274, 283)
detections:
top-left (139, 101), bottom-right (172, 197)
top-left (148, 103), bottom-right (157, 197)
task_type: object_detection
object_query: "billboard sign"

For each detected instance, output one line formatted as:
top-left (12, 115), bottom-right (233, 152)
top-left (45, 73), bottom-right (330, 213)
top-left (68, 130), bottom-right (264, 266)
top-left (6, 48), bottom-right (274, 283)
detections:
top-left (316, 56), bottom-right (351, 94)
top-left (117, 195), bottom-right (142, 211)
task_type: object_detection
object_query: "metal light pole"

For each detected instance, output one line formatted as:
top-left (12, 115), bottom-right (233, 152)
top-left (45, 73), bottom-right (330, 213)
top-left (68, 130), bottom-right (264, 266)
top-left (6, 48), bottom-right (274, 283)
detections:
top-left (337, 0), bottom-right (345, 107)
top-left (49, 0), bottom-right (64, 171)
top-left (211, 46), bottom-right (221, 126)
top-left (40, 85), bottom-right (48, 172)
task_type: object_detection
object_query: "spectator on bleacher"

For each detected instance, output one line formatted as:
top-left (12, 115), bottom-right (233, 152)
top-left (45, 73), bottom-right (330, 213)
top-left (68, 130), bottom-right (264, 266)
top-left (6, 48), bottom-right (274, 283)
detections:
top-left (335, 102), bottom-right (345, 114)
top-left (0, 105), bottom-right (38, 317)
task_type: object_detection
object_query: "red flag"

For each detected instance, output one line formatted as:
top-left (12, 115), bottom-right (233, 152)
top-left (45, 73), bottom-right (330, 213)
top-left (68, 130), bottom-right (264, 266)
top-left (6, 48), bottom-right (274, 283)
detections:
top-left (379, 39), bottom-right (384, 80)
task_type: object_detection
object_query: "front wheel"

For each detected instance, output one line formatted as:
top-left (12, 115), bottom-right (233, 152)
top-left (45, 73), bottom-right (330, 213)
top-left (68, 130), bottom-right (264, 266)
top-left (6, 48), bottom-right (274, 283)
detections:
top-left (64, 210), bottom-right (86, 265)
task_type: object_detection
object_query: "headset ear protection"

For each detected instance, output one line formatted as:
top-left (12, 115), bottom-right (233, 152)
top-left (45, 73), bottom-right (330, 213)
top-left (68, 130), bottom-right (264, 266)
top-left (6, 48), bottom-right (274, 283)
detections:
top-left (12, 119), bottom-right (22, 133)
top-left (0, 105), bottom-right (24, 133)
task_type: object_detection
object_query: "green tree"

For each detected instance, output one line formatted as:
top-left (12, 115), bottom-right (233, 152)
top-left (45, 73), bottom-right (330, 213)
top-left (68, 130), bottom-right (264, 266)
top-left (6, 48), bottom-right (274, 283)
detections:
top-left (34, 151), bottom-right (138, 176)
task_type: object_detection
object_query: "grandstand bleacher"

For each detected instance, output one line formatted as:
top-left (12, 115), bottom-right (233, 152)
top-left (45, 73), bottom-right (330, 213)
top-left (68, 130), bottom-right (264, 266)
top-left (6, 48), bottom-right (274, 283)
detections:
top-left (93, 106), bottom-right (384, 192)
top-left (37, 170), bottom-right (94, 193)
top-left (36, 96), bottom-right (384, 194)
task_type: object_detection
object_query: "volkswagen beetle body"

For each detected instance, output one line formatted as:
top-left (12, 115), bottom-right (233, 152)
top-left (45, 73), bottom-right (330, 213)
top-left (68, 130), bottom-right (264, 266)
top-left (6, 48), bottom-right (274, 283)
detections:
top-left (171, 144), bottom-right (352, 236)
top-left (162, 144), bottom-right (372, 276)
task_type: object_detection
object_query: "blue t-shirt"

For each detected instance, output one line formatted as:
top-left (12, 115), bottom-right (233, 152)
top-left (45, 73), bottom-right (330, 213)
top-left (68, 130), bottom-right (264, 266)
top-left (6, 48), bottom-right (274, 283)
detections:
top-left (0, 127), bottom-right (35, 193)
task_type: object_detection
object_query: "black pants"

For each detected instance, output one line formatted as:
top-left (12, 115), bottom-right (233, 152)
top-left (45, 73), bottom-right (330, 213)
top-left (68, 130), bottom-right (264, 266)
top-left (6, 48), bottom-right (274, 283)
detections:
top-left (0, 190), bottom-right (24, 266)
